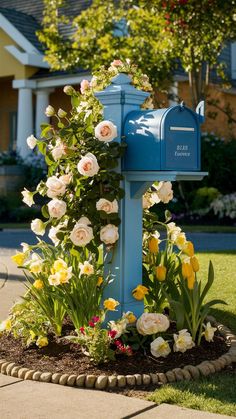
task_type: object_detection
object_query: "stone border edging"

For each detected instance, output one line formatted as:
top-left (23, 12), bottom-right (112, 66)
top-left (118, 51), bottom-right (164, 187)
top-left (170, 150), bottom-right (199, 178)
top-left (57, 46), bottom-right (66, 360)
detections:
top-left (0, 317), bottom-right (235, 390)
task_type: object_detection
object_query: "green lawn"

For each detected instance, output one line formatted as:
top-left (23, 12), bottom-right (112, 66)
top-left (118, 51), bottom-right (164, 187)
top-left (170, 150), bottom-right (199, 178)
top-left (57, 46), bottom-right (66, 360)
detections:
top-left (149, 252), bottom-right (236, 416)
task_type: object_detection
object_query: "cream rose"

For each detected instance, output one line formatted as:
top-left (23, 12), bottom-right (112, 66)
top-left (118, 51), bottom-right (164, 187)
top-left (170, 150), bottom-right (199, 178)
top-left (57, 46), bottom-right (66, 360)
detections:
top-left (77, 153), bottom-right (99, 177)
top-left (47, 199), bottom-right (67, 219)
top-left (95, 121), bottom-right (118, 143)
top-left (80, 79), bottom-right (90, 94)
top-left (59, 173), bottom-right (72, 185)
top-left (136, 313), bottom-right (170, 335)
top-left (45, 105), bottom-right (55, 117)
top-left (156, 181), bottom-right (173, 204)
top-left (51, 139), bottom-right (67, 161)
top-left (46, 176), bottom-right (66, 198)
top-left (100, 224), bottom-right (119, 245)
top-left (31, 219), bottom-right (45, 236)
top-left (26, 134), bottom-right (37, 149)
top-left (96, 198), bottom-right (118, 214)
top-left (70, 217), bottom-right (94, 247)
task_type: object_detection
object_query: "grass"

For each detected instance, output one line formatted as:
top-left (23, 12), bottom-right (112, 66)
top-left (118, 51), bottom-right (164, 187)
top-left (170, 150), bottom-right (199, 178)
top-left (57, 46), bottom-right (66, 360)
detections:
top-left (180, 225), bottom-right (236, 233)
top-left (149, 251), bottom-right (236, 415)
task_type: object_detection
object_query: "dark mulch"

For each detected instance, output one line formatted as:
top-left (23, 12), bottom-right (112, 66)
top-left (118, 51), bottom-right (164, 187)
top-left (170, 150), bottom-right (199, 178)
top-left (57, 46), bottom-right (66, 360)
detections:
top-left (0, 325), bottom-right (230, 377)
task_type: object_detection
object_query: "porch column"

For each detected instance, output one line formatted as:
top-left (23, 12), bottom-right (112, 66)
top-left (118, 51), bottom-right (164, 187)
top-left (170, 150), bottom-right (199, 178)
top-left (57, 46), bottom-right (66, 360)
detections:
top-left (13, 79), bottom-right (36, 160)
top-left (35, 89), bottom-right (54, 137)
top-left (169, 81), bottom-right (179, 106)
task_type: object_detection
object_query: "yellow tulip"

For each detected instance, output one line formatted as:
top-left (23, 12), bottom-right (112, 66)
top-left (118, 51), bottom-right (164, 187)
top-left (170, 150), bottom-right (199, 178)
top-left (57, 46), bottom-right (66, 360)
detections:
top-left (126, 312), bottom-right (137, 323)
top-left (97, 276), bottom-right (103, 286)
top-left (182, 262), bottom-right (193, 279)
top-left (190, 256), bottom-right (200, 272)
top-left (103, 298), bottom-right (119, 311)
top-left (155, 265), bottom-right (167, 282)
top-left (33, 279), bottom-right (44, 290)
top-left (148, 237), bottom-right (159, 254)
top-left (187, 273), bottom-right (195, 290)
top-left (132, 285), bottom-right (149, 300)
top-left (183, 241), bottom-right (195, 257)
top-left (11, 253), bottom-right (26, 266)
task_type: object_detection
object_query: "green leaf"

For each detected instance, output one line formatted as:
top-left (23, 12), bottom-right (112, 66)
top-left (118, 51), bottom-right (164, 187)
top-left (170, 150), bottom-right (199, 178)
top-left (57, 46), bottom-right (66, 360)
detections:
top-left (71, 96), bottom-right (80, 107)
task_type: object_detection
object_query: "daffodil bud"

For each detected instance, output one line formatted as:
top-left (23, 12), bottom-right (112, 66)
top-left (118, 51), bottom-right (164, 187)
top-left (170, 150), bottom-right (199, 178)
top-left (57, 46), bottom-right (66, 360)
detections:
top-left (148, 237), bottom-right (159, 253)
top-left (190, 256), bottom-right (200, 272)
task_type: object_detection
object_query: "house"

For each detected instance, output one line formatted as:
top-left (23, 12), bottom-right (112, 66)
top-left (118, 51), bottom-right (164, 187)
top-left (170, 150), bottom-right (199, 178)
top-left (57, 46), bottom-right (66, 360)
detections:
top-left (0, 0), bottom-right (236, 161)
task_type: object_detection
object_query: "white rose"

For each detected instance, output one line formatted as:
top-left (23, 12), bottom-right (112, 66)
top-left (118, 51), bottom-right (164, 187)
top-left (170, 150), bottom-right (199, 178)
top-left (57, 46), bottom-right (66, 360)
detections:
top-left (63, 85), bottom-right (75, 95)
top-left (203, 322), bottom-right (217, 342)
top-left (31, 219), bottom-right (45, 236)
top-left (173, 329), bottom-right (195, 353)
top-left (48, 199), bottom-right (67, 219)
top-left (96, 198), bottom-right (118, 214)
top-left (95, 120), bottom-right (118, 143)
top-left (79, 261), bottom-right (94, 276)
top-left (26, 134), bottom-right (37, 149)
top-left (100, 224), bottom-right (119, 245)
top-left (45, 105), bottom-right (55, 117)
top-left (70, 217), bottom-right (94, 247)
top-left (77, 153), bottom-right (99, 177)
top-left (136, 313), bottom-right (170, 335)
top-left (156, 181), bottom-right (173, 204)
top-left (150, 337), bottom-right (171, 358)
top-left (21, 188), bottom-right (34, 207)
top-left (46, 176), bottom-right (66, 198)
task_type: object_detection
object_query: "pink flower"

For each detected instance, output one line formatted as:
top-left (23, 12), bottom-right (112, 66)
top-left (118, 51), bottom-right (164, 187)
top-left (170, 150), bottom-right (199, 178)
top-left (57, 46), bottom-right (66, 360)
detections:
top-left (80, 79), bottom-right (90, 94)
top-left (111, 60), bottom-right (123, 67)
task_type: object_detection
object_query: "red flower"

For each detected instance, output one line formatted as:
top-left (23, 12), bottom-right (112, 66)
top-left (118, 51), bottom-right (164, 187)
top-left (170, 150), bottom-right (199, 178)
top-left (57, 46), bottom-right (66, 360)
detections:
top-left (92, 316), bottom-right (100, 323)
top-left (88, 321), bottom-right (95, 327)
top-left (108, 330), bottom-right (117, 339)
top-left (79, 327), bottom-right (85, 335)
top-left (114, 339), bottom-right (122, 347)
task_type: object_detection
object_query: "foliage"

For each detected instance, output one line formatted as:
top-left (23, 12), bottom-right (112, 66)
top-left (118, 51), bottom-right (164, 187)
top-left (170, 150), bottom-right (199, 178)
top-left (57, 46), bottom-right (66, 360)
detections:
top-left (67, 318), bottom-right (115, 364)
top-left (166, 261), bottom-right (226, 344)
top-left (9, 297), bottom-right (49, 347)
top-left (210, 193), bottom-right (236, 220)
top-left (0, 150), bottom-right (22, 166)
top-left (39, 0), bottom-right (236, 106)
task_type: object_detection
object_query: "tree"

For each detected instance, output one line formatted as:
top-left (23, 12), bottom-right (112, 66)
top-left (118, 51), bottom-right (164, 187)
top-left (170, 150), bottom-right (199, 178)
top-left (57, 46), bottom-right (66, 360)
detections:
top-left (38, 0), bottom-right (236, 107)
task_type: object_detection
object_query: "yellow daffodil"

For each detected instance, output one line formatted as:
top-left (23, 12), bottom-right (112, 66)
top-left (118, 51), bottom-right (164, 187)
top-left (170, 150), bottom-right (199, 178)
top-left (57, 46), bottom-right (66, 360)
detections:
top-left (183, 241), bottom-right (194, 257)
top-left (155, 265), bottom-right (167, 282)
top-left (11, 252), bottom-right (26, 266)
top-left (52, 258), bottom-right (68, 273)
top-left (125, 312), bottom-right (137, 323)
top-left (97, 276), bottom-right (103, 286)
top-left (33, 279), bottom-right (44, 290)
top-left (103, 298), bottom-right (120, 311)
top-left (182, 262), bottom-right (193, 279)
top-left (36, 336), bottom-right (48, 348)
top-left (190, 256), bottom-right (200, 272)
top-left (132, 285), bottom-right (149, 300)
top-left (148, 237), bottom-right (159, 254)
top-left (0, 318), bottom-right (11, 332)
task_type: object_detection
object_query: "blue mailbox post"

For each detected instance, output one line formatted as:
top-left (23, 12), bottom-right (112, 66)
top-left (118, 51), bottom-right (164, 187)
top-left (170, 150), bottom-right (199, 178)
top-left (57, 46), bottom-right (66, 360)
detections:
top-left (95, 73), bottom-right (207, 320)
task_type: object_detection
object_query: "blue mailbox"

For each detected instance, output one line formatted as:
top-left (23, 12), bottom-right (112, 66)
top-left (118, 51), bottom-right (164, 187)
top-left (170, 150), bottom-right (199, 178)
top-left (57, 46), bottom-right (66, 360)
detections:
top-left (95, 74), bottom-right (207, 321)
top-left (123, 102), bottom-right (205, 171)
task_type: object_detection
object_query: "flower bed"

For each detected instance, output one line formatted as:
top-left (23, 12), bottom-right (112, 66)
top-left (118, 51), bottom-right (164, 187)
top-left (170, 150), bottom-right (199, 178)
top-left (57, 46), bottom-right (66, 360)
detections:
top-left (0, 61), bottom-right (233, 390)
top-left (0, 318), bottom-right (235, 390)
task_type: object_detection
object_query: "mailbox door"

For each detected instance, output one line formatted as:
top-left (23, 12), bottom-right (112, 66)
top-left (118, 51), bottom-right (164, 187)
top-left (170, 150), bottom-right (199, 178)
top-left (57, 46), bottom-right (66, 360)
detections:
top-left (123, 110), bottom-right (165, 170)
top-left (160, 106), bottom-right (200, 171)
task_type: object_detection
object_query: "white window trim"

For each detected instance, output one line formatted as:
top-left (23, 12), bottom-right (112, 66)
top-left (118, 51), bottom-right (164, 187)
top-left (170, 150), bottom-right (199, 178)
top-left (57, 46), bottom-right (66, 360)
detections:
top-left (5, 45), bottom-right (49, 68)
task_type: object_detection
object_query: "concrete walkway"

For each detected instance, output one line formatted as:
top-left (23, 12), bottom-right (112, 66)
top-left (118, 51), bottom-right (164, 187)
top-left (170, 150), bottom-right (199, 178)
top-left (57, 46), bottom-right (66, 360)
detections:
top-left (0, 232), bottom-right (235, 418)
